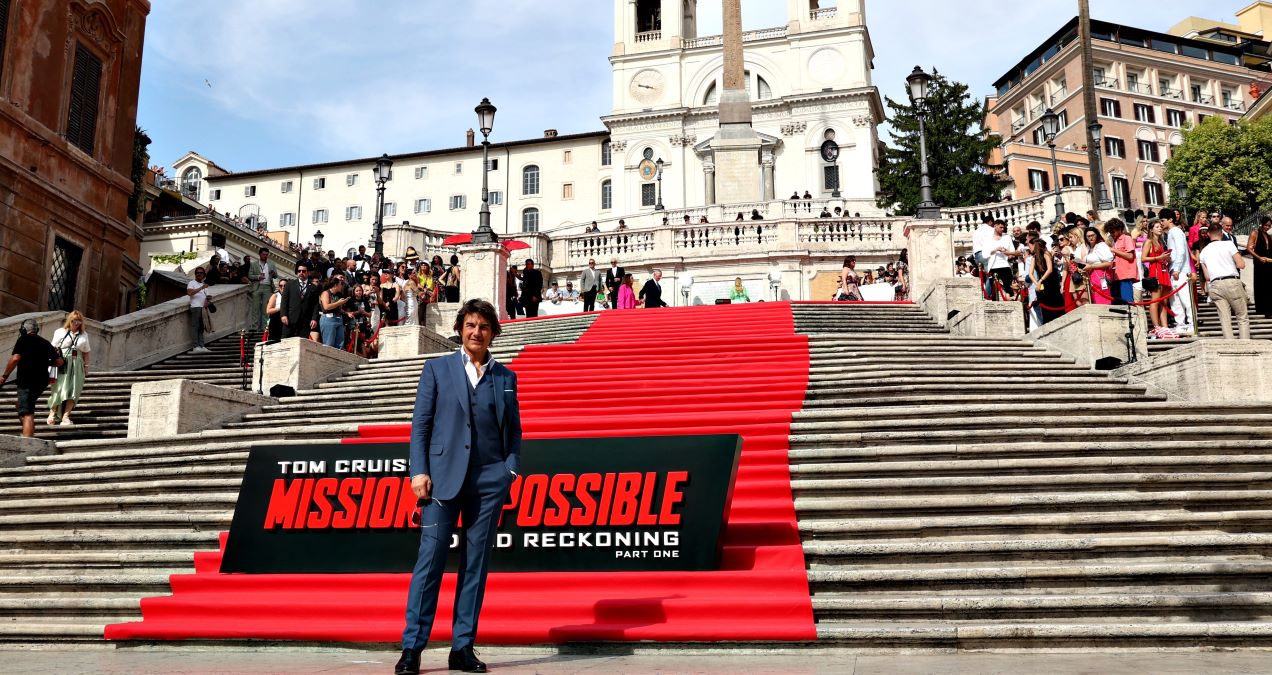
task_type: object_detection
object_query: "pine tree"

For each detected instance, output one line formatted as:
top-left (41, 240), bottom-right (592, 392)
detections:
top-left (876, 70), bottom-right (1004, 215)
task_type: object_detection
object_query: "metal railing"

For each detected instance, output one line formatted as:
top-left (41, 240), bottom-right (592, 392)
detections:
top-left (1192, 94), bottom-right (1216, 106)
top-left (1012, 119), bottom-right (1028, 134)
top-left (1128, 82), bottom-right (1154, 95)
top-left (1225, 99), bottom-right (1247, 112)
top-left (1159, 88), bottom-right (1184, 101)
top-left (1095, 78), bottom-right (1120, 91)
top-left (1050, 89), bottom-right (1068, 105)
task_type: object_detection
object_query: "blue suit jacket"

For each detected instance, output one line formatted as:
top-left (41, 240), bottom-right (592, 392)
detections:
top-left (409, 350), bottom-right (522, 501)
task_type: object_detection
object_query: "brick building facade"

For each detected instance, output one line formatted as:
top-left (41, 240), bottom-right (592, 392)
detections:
top-left (0, 0), bottom-right (150, 320)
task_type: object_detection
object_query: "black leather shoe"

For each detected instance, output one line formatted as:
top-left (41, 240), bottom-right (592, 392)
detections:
top-left (448, 645), bottom-right (488, 673)
top-left (394, 647), bottom-right (423, 675)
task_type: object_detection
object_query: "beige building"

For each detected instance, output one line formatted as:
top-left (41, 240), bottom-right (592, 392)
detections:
top-left (988, 10), bottom-right (1272, 213)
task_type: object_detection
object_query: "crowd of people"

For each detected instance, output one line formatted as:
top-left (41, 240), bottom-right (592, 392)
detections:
top-left (965, 207), bottom-right (1268, 339)
top-left (506, 257), bottom-right (669, 316)
top-left (835, 253), bottom-right (911, 302)
top-left (1, 313), bottom-right (87, 437)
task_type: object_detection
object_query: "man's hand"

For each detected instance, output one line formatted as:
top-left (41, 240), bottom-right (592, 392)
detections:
top-left (281, 316), bottom-right (289, 326)
top-left (1172, 270), bottom-right (1180, 281)
top-left (411, 474), bottom-right (433, 501)
top-left (309, 320), bottom-right (317, 330)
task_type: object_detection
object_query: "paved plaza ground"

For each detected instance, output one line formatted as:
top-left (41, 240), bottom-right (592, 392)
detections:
top-left (5, 647), bottom-right (1272, 674)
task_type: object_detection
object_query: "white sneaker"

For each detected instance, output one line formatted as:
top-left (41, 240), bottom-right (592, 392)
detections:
top-left (60, 416), bottom-right (73, 426)
top-left (192, 346), bottom-right (211, 354)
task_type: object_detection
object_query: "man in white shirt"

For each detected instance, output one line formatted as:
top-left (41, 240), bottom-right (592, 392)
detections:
top-left (984, 220), bottom-right (1021, 299)
top-left (544, 281), bottom-right (561, 305)
top-left (186, 267), bottom-right (211, 353)
top-left (971, 215), bottom-right (996, 297)
top-left (1199, 222), bottom-right (1249, 339)
top-left (1162, 209), bottom-right (1194, 333)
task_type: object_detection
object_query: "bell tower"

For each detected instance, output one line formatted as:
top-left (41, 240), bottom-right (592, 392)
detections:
top-left (614, 0), bottom-right (698, 55)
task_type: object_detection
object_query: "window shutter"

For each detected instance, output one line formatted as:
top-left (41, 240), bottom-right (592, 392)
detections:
top-left (66, 43), bottom-right (103, 155)
top-left (0, 0), bottom-right (11, 70)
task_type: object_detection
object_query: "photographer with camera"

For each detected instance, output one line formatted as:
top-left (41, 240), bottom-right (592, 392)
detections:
top-left (2, 319), bottom-right (64, 438)
top-left (47, 311), bottom-right (91, 426)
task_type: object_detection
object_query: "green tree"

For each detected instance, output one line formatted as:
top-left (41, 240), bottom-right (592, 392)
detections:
top-left (876, 70), bottom-right (1004, 215)
top-left (1165, 115), bottom-right (1272, 219)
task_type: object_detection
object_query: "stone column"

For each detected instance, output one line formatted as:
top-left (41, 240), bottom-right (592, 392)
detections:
top-left (714, 0), bottom-right (763, 205)
top-left (761, 151), bottom-right (776, 201)
top-left (703, 162), bottom-right (716, 205)
top-left (906, 218), bottom-right (955, 300)
top-left (458, 243), bottom-right (511, 320)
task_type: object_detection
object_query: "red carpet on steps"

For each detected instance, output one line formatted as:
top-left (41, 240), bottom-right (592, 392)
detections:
top-left (105, 302), bottom-right (815, 643)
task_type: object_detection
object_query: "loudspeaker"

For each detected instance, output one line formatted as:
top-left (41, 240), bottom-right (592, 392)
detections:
top-left (269, 384), bottom-right (297, 398)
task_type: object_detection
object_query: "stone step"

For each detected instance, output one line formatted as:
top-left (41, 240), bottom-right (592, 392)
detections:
top-left (0, 530), bottom-right (218, 549)
top-left (0, 622), bottom-right (105, 639)
top-left (803, 391), bottom-right (1165, 408)
top-left (789, 439), bottom-right (1272, 464)
top-left (790, 424), bottom-right (1264, 448)
top-left (791, 471), bottom-right (1272, 497)
top-left (0, 573), bottom-right (176, 593)
top-left (806, 381), bottom-right (1147, 398)
top-left (0, 478), bottom-right (241, 498)
top-left (795, 490), bottom-right (1272, 519)
top-left (0, 462), bottom-right (245, 485)
top-left (792, 402), bottom-right (1267, 423)
top-left (0, 511), bottom-right (229, 531)
top-left (0, 550), bottom-right (202, 569)
top-left (810, 591), bottom-right (1272, 622)
top-left (47, 427), bottom-right (359, 457)
top-left (0, 492), bottom-right (237, 516)
top-left (789, 453), bottom-right (1272, 479)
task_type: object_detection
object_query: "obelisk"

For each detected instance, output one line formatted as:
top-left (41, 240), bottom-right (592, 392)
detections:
top-left (713, 0), bottom-right (764, 205)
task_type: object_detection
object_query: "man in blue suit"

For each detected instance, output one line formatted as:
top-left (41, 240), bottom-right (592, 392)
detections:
top-left (396, 299), bottom-right (521, 675)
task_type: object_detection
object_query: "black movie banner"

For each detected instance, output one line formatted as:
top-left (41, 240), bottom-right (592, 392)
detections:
top-left (220, 435), bottom-right (741, 574)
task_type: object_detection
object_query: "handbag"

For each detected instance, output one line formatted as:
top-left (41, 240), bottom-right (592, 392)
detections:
top-left (1142, 277), bottom-right (1160, 292)
top-left (207, 300), bottom-right (218, 314)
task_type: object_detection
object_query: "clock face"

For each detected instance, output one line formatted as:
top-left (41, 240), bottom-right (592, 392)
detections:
top-left (630, 69), bottom-right (666, 104)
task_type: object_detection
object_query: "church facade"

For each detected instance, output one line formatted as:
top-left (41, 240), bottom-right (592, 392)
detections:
top-left (173, 0), bottom-right (882, 259)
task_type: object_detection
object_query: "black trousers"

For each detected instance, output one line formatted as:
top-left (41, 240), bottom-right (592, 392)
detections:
top-left (523, 298), bottom-right (540, 318)
top-left (581, 289), bottom-right (597, 312)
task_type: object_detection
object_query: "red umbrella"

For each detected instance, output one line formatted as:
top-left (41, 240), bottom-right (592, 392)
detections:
top-left (440, 233), bottom-right (472, 246)
top-left (501, 239), bottom-right (530, 251)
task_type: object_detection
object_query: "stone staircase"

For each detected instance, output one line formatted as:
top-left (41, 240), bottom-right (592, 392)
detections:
top-left (0, 315), bottom-right (594, 642)
top-left (0, 332), bottom-right (260, 442)
top-left (1147, 301), bottom-right (1272, 355)
top-left (790, 302), bottom-right (1272, 648)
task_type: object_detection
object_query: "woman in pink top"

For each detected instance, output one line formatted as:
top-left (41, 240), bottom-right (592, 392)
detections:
top-left (617, 273), bottom-right (639, 309)
top-left (1105, 219), bottom-right (1138, 304)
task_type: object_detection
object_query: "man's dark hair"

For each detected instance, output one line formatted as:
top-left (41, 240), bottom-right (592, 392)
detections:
top-left (259, 246), bottom-right (269, 254)
top-left (1158, 208), bottom-right (1176, 223)
top-left (1104, 218), bottom-right (1126, 235)
top-left (1026, 221), bottom-right (1042, 232)
top-left (980, 214), bottom-right (994, 224)
top-left (524, 259), bottom-right (534, 267)
top-left (992, 219), bottom-right (1007, 227)
top-left (453, 299), bottom-right (502, 337)
top-left (1208, 222), bottom-right (1225, 235)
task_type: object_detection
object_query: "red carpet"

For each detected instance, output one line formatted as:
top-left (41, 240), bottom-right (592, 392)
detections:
top-left (106, 302), bottom-right (815, 642)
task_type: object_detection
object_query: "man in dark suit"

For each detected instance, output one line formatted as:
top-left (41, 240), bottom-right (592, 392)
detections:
top-left (520, 259), bottom-right (544, 318)
top-left (604, 257), bottom-right (624, 310)
top-left (639, 268), bottom-right (668, 308)
top-left (279, 263), bottom-right (321, 339)
top-left (397, 299), bottom-right (521, 675)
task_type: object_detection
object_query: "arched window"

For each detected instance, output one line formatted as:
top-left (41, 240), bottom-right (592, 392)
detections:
top-left (181, 167), bottom-right (203, 201)
top-left (522, 165), bottom-right (540, 195)
top-left (601, 179), bottom-right (613, 210)
top-left (702, 71), bottom-right (773, 106)
top-left (521, 207), bottom-right (540, 233)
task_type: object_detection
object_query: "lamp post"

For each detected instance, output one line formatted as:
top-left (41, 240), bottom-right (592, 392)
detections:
top-left (312, 229), bottom-right (324, 251)
top-left (768, 268), bottom-right (782, 301)
top-left (1040, 108), bottom-right (1065, 223)
top-left (1088, 121), bottom-right (1113, 211)
top-left (679, 274), bottom-right (693, 307)
top-left (1174, 182), bottom-right (1190, 225)
top-left (907, 66), bottom-right (940, 220)
top-left (473, 97), bottom-right (499, 245)
top-left (654, 158), bottom-right (665, 211)
top-left (372, 153), bottom-right (393, 256)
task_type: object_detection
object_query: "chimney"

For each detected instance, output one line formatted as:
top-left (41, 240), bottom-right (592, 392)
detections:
top-left (466, 129), bottom-right (475, 147)
top-left (544, 129), bottom-right (558, 138)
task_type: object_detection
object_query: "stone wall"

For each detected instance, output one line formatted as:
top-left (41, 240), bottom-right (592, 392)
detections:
top-left (128, 379), bottom-right (274, 439)
top-left (254, 337), bottom-right (366, 395)
top-left (1114, 339), bottom-right (1272, 403)
top-left (1031, 304), bottom-right (1148, 369)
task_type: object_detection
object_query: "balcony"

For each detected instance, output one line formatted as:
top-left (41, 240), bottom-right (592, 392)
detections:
top-left (1225, 99), bottom-right (1246, 112)
top-left (683, 26), bottom-right (788, 49)
top-left (810, 7), bottom-right (837, 21)
top-left (1029, 102), bottom-right (1045, 118)
top-left (1159, 87), bottom-right (1184, 101)
top-left (1050, 89), bottom-right (1069, 105)
top-left (1192, 94), bottom-right (1216, 106)
top-left (1128, 82), bottom-right (1154, 96)
top-left (1095, 78), bottom-right (1120, 91)
top-left (1012, 119), bottom-right (1028, 134)
top-left (635, 30), bottom-right (661, 43)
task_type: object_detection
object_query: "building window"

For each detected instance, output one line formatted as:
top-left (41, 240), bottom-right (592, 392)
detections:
top-left (280, 212), bottom-right (295, 227)
top-left (1137, 140), bottom-right (1160, 163)
top-left (280, 180), bottom-right (293, 194)
top-left (66, 43), bottom-right (103, 155)
top-left (484, 158), bottom-right (499, 171)
top-left (210, 189), bottom-right (221, 201)
top-left (1190, 84), bottom-right (1204, 103)
top-left (346, 173), bottom-right (358, 187)
top-left (244, 185), bottom-right (257, 197)
top-left (521, 207), bottom-right (540, 233)
top-left (1105, 137), bottom-right (1125, 158)
top-left (641, 183), bottom-right (656, 207)
top-left (601, 140), bottom-right (612, 166)
top-left (1062, 174), bottom-right (1084, 187)
top-left (601, 179), bottom-right (613, 210)
top-left (312, 209), bottom-right (328, 224)
top-left (454, 162), bottom-right (464, 175)
top-left (0, 0), bottom-right (10, 71)
top-left (1100, 98), bottom-right (1121, 118)
top-left (47, 238), bottom-right (83, 312)
top-left (1166, 109), bottom-right (1187, 127)
top-left (181, 167), bottom-right (203, 201)
top-left (414, 198), bottom-right (431, 214)
top-left (1198, 113), bottom-right (1209, 125)
top-left (1111, 177), bottom-right (1130, 208)
top-left (823, 165), bottom-right (840, 192)
top-left (383, 202), bottom-right (396, 217)
top-left (449, 195), bottom-right (467, 210)
top-left (563, 150), bottom-right (573, 164)
top-left (489, 191), bottom-right (503, 206)
top-left (314, 177), bottom-right (326, 190)
top-left (1134, 103), bottom-right (1155, 123)
top-left (345, 205), bottom-right (362, 221)
top-left (522, 165), bottom-right (540, 195)
top-left (1144, 181), bottom-right (1163, 206)
top-left (1057, 110), bottom-right (1068, 128)
top-left (415, 166), bottom-right (428, 179)
top-left (562, 183), bottom-right (574, 200)
top-left (1028, 169), bottom-right (1050, 193)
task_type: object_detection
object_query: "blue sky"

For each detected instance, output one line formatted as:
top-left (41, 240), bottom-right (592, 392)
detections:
top-left (138, 0), bottom-right (1235, 173)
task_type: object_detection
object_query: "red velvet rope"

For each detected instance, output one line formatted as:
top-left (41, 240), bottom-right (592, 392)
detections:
top-left (1088, 276), bottom-right (1191, 306)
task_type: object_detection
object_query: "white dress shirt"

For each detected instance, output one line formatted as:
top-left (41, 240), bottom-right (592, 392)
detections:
top-left (460, 349), bottom-right (495, 388)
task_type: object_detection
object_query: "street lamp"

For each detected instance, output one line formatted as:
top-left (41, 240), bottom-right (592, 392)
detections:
top-left (1089, 122), bottom-right (1113, 211)
top-left (1040, 108), bottom-right (1065, 223)
top-left (313, 229), bottom-right (324, 251)
top-left (372, 153), bottom-right (393, 256)
top-left (906, 66), bottom-right (940, 220)
top-left (656, 158), bottom-right (666, 211)
top-left (679, 273), bottom-right (693, 306)
top-left (768, 268), bottom-right (782, 301)
top-left (473, 97), bottom-right (499, 245)
top-left (1174, 182), bottom-right (1190, 225)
